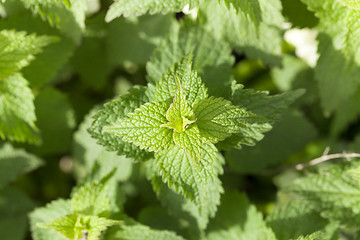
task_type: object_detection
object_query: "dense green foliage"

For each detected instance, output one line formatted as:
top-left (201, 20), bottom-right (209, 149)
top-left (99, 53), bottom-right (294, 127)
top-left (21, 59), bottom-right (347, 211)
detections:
top-left (1, 0), bottom-right (360, 239)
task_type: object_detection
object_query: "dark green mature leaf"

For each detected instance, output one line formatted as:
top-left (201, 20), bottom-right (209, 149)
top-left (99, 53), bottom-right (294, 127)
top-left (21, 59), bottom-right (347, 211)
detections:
top-left (89, 86), bottom-right (153, 161)
top-left (147, 23), bottom-right (234, 98)
top-left (0, 73), bottom-right (40, 143)
top-left (30, 87), bottom-right (76, 155)
top-left (20, 0), bottom-right (87, 43)
top-left (0, 187), bottom-right (35, 240)
top-left (205, 191), bottom-right (276, 240)
top-left (226, 110), bottom-right (317, 173)
top-left (199, 0), bottom-right (283, 65)
top-left (0, 143), bottom-right (43, 189)
top-left (106, 0), bottom-right (202, 22)
top-left (288, 163), bottom-right (360, 226)
top-left (266, 200), bottom-right (328, 240)
top-left (30, 199), bottom-right (72, 240)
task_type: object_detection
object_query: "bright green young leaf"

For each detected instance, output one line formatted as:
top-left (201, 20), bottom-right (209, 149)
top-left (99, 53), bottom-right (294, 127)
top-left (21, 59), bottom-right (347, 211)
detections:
top-left (205, 191), bottom-right (276, 240)
top-left (105, 215), bottom-right (185, 240)
top-left (71, 176), bottom-right (112, 217)
top-left (147, 23), bottom-right (234, 98)
top-left (0, 187), bottom-right (35, 240)
top-left (106, 0), bottom-right (202, 22)
top-left (0, 73), bottom-right (40, 143)
top-left (194, 96), bottom-right (261, 143)
top-left (266, 200), bottom-right (328, 240)
top-left (0, 143), bottom-right (43, 189)
top-left (19, 0), bottom-right (87, 44)
top-left (338, 0), bottom-right (360, 10)
top-left (40, 214), bottom-right (121, 240)
top-left (199, 0), bottom-right (283, 65)
top-left (88, 86), bottom-right (153, 160)
top-left (155, 144), bottom-right (223, 220)
top-left (0, 29), bottom-right (55, 79)
top-left (172, 125), bottom-right (202, 163)
top-left (287, 163), bottom-right (360, 226)
top-left (154, 52), bottom-right (208, 105)
top-left (104, 101), bottom-right (174, 152)
top-left (295, 232), bottom-right (323, 240)
top-left (30, 199), bottom-right (72, 240)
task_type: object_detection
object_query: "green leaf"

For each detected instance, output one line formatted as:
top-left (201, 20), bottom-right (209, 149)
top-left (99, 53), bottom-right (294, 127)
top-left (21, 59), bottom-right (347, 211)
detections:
top-left (219, 0), bottom-right (262, 28)
top-left (0, 143), bottom-right (43, 189)
top-left (225, 110), bottom-right (317, 173)
top-left (71, 175), bottom-right (112, 217)
top-left (173, 125), bottom-right (202, 163)
top-left (266, 200), bottom-right (328, 240)
top-left (105, 215), bottom-right (185, 240)
top-left (88, 86), bottom-right (153, 161)
top-left (154, 52), bottom-right (208, 105)
top-left (287, 163), bottom-right (360, 226)
top-left (106, 0), bottom-right (202, 22)
top-left (0, 29), bottom-right (55, 79)
top-left (338, 0), bottom-right (360, 10)
top-left (198, 0), bottom-right (284, 65)
top-left (20, 0), bottom-right (87, 44)
top-left (217, 83), bottom-right (304, 149)
top-left (30, 199), bottom-right (72, 240)
top-left (73, 108), bottom-right (133, 182)
top-left (295, 232), bottom-right (323, 240)
top-left (104, 101), bottom-right (174, 152)
top-left (193, 96), bottom-right (261, 144)
top-left (147, 23), bottom-right (234, 98)
top-left (205, 191), bottom-right (276, 240)
top-left (0, 11), bottom-right (76, 88)
top-left (155, 144), bottom-right (223, 221)
top-left (41, 214), bottom-right (121, 240)
top-left (0, 73), bottom-right (40, 143)
top-left (301, 0), bottom-right (360, 114)
top-left (0, 187), bottom-right (35, 240)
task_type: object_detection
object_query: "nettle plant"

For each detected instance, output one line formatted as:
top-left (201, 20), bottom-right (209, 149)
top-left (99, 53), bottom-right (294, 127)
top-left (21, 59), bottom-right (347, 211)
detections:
top-left (2, 0), bottom-right (360, 239)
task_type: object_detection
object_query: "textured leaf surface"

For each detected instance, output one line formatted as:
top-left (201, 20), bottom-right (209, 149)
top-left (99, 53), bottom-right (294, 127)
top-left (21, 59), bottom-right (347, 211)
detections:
top-left (147, 23), bottom-right (234, 98)
top-left (20, 0), bottom-right (87, 43)
top-left (30, 199), bottom-right (72, 240)
top-left (105, 101), bottom-right (173, 152)
top-left (0, 143), bottom-right (43, 189)
top-left (301, 0), bottom-right (360, 114)
top-left (154, 53), bottom-right (208, 105)
top-left (226, 110), bottom-right (317, 173)
top-left (106, 215), bottom-right (185, 240)
top-left (41, 214), bottom-right (121, 240)
top-left (220, 0), bottom-right (262, 27)
top-left (0, 187), bottom-right (35, 240)
top-left (205, 191), bottom-right (276, 240)
top-left (217, 83), bottom-right (303, 149)
top-left (0, 73), bottom-right (40, 143)
top-left (266, 200), bottom-right (328, 240)
top-left (194, 96), bottom-right (261, 143)
top-left (0, 29), bottom-right (55, 79)
top-left (338, 0), bottom-right (360, 9)
top-left (155, 144), bottom-right (223, 221)
top-left (88, 86), bottom-right (153, 160)
top-left (199, 0), bottom-right (283, 65)
top-left (288, 164), bottom-right (360, 226)
top-left (106, 0), bottom-right (202, 22)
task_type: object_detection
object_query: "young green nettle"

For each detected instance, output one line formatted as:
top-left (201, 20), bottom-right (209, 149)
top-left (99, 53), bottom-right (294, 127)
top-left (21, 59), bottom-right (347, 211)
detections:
top-left (103, 56), bottom-right (258, 164)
